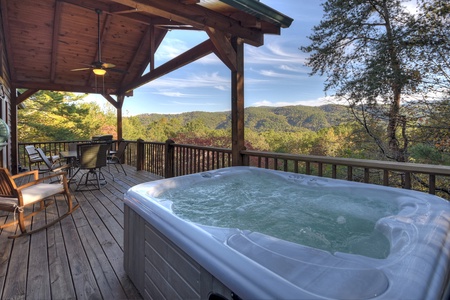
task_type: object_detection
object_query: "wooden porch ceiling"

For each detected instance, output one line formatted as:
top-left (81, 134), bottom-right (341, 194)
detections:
top-left (1, 0), bottom-right (292, 97)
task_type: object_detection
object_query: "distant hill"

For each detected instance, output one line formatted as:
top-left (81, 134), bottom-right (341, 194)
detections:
top-left (135, 104), bottom-right (350, 132)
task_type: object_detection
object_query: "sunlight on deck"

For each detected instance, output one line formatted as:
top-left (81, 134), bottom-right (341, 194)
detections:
top-left (0, 165), bottom-right (161, 299)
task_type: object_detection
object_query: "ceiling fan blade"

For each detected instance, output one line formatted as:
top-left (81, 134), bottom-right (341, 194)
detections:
top-left (108, 68), bottom-right (128, 74)
top-left (71, 67), bottom-right (92, 72)
top-left (102, 62), bottom-right (116, 69)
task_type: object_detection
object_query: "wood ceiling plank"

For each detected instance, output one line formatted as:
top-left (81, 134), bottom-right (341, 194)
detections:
top-left (109, 0), bottom-right (264, 46)
top-left (1, 0), bottom-right (18, 83)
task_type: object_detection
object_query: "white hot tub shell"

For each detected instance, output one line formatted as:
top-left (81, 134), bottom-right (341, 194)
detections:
top-left (124, 166), bottom-right (450, 300)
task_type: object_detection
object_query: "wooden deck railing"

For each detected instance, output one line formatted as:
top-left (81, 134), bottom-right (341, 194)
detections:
top-left (18, 140), bottom-right (450, 199)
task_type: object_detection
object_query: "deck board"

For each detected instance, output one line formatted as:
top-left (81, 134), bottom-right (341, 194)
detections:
top-left (0, 164), bottom-right (162, 300)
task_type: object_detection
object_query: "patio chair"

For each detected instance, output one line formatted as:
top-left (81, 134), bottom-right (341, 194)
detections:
top-left (25, 145), bottom-right (60, 171)
top-left (108, 140), bottom-right (128, 176)
top-left (36, 148), bottom-right (71, 179)
top-left (0, 168), bottom-right (79, 239)
top-left (72, 143), bottom-right (110, 191)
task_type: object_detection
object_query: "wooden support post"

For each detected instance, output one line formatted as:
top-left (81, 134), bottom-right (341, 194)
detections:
top-left (10, 91), bottom-right (18, 174)
top-left (117, 95), bottom-right (124, 140)
top-left (231, 37), bottom-right (245, 166)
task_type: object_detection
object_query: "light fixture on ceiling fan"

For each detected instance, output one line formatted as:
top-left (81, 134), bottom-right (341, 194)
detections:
top-left (71, 8), bottom-right (126, 76)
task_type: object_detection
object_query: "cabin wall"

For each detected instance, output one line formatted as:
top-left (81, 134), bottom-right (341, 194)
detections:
top-left (0, 8), bottom-right (12, 169)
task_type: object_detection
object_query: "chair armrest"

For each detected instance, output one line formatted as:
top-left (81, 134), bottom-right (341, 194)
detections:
top-left (53, 164), bottom-right (71, 173)
top-left (11, 170), bottom-right (39, 181)
top-left (16, 171), bottom-right (68, 190)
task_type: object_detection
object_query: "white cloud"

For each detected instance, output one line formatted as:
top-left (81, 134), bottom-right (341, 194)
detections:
top-left (250, 96), bottom-right (335, 108)
top-left (172, 101), bottom-right (223, 107)
top-left (154, 91), bottom-right (188, 97)
top-left (144, 72), bottom-right (229, 89)
top-left (155, 38), bottom-right (189, 61)
top-left (245, 42), bottom-right (307, 65)
top-left (279, 64), bottom-right (309, 73)
top-left (259, 69), bottom-right (304, 79)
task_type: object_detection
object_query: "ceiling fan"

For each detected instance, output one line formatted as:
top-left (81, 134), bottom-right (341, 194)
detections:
top-left (71, 9), bottom-right (126, 76)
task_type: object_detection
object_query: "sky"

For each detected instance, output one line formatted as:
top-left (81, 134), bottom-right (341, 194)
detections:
top-left (85, 1), bottom-right (328, 115)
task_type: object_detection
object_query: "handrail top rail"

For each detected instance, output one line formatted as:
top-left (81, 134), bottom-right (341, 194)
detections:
top-left (242, 150), bottom-right (450, 176)
top-left (173, 143), bottom-right (232, 152)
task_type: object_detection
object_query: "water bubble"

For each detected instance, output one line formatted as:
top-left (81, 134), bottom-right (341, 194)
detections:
top-left (337, 216), bottom-right (346, 224)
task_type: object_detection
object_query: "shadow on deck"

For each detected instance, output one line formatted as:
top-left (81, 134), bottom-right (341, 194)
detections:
top-left (0, 164), bottom-right (162, 299)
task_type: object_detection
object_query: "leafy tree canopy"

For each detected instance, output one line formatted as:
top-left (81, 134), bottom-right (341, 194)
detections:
top-left (301, 0), bottom-right (449, 163)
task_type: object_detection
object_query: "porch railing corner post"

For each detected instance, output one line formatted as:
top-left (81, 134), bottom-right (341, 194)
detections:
top-left (165, 139), bottom-right (175, 178)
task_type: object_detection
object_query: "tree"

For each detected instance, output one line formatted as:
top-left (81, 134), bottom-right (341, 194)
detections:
top-left (414, 0), bottom-right (450, 97)
top-left (123, 115), bottom-right (146, 140)
top-left (301, 0), bottom-right (424, 162)
top-left (18, 91), bottom-right (90, 141)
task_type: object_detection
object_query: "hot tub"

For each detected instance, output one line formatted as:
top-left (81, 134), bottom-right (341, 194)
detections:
top-left (124, 166), bottom-right (450, 300)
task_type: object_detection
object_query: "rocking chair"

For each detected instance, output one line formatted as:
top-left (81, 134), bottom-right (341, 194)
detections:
top-left (0, 168), bottom-right (79, 239)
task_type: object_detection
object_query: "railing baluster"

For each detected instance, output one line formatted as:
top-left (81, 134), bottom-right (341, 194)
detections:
top-left (17, 141), bottom-right (450, 198)
top-left (405, 172), bottom-right (411, 189)
top-left (383, 170), bottom-right (389, 186)
top-left (429, 174), bottom-right (436, 194)
top-left (364, 168), bottom-right (370, 183)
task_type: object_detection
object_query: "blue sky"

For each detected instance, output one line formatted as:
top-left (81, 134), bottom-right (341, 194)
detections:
top-left (86, 1), bottom-right (328, 115)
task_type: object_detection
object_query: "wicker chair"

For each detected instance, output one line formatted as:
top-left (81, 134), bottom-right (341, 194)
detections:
top-left (25, 145), bottom-right (60, 171)
top-left (36, 148), bottom-right (70, 176)
top-left (72, 143), bottom-right (110, 190)
top-left (108, 140), bottom-right (128, 176)
top-left (0, 167), bottom-right (79, 239)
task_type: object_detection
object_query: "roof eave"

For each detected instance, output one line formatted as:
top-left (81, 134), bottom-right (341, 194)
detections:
top-left (219, 0), bottom-right (293, 28)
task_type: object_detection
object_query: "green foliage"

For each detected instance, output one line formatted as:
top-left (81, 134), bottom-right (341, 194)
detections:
top-left (123, 115), bottom-right (146, 140)
top-left (18, 91), bottom-right (90, 141)
top-left (18, 92), bottom-right (450, 169)
top-left (301, 0), bottom-right (450, 162)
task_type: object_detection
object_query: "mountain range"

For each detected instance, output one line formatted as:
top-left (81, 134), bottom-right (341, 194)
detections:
top-left (135, 104), bottom-right (350, 132)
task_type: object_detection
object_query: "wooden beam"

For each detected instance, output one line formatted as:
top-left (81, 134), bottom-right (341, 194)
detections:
top-left (16, 89), bottom-right (39, 105)
top-left (11, 81), bottom-right (122, 95)
top-left (206, 27), bottom-right (237, 71)
top-left (139, 27), bottom-right (167, 75)
top-left (119, 39), bottom-right (214, 94)
top-left (120, 26), bottom-right (151, 85)
top-left (50, 2), bottom-right (64, 82)
top-left (102, 94), bottom-right (120, 109)
top-left (109, 0), bottom-right (264, 46)
top-left (180, 0), bottom-right (199, 4)
top-left (231, 37), bottom-right (245, 166)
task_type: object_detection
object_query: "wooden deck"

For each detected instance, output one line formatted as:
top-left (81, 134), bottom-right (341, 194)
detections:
top-left (0, 164), bottom-right (162, 300)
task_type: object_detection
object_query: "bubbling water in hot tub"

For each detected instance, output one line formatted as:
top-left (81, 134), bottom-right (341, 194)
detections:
top-left (157, 172), bottom-right (399, 259)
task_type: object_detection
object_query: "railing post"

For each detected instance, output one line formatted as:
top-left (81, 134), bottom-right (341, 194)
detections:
top-left (136, 138), bottom-right (144, 171)
top-left (241, 147), bottom-right (249, 166)
top-left (165, 139), bottom-right (175, 178)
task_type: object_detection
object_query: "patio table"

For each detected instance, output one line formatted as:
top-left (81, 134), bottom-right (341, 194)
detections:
top-left (60, 150), bottom-right (78, 177)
